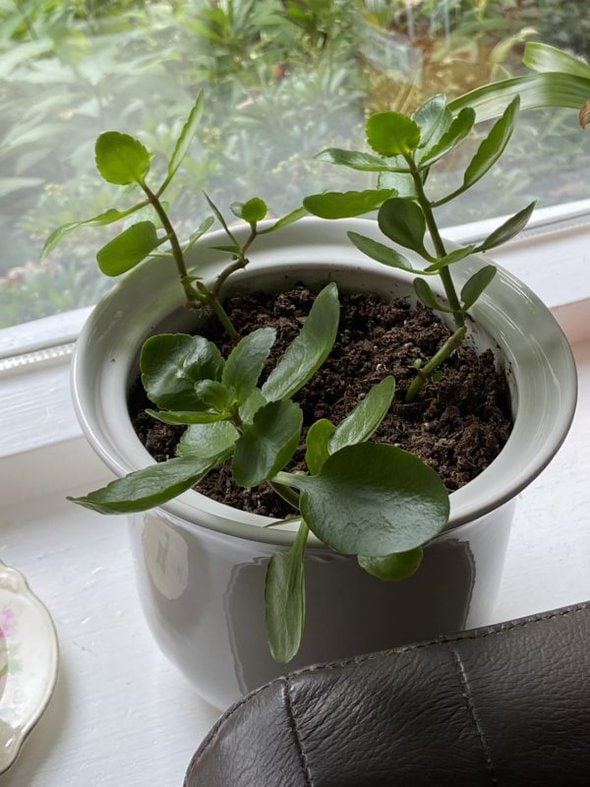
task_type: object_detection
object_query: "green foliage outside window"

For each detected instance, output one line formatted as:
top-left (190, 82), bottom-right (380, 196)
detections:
top-left (0, 1), bottom-right (588, 328)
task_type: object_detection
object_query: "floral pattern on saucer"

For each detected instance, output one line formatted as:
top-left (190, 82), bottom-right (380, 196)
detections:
top-left (0, 561), bottom-right (58, 774)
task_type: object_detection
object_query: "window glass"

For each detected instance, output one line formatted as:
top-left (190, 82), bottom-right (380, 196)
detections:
top-left (0, 0), bottom-right (587, 329)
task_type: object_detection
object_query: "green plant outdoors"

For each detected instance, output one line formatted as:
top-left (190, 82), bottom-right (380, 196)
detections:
top-left (49, 42), bottom-right (590, 664)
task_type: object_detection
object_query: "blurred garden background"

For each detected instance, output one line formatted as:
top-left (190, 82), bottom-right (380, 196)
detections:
top-left (0, 0), bottom-right (588, 328)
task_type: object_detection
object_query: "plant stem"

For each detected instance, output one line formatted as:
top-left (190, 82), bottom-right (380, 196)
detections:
top-left (141, 182), bottom-right (240, 341)
top-left (268, 480), bottom-right (301, 511)
top-left (211, 227), bottom-right (257, 299)
top-left (141, 182), bottom-right (199, 305)
top-left (408, 159), bottom-right (465, 329)
top-left (209, 297), bottom-right (240, 341)
top-left (405, 325), bottom-right (467, 402)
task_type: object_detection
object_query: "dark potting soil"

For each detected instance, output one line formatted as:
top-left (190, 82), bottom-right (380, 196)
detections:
top-left (130, 286), bottom-right (512, 519)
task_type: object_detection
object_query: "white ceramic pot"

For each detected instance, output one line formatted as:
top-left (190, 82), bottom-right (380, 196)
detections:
top-left (71, 218), bottom-right (577, 709)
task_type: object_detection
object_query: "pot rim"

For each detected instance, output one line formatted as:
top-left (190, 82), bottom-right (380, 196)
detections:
top-left (71, 217), bottom-right (578, 547)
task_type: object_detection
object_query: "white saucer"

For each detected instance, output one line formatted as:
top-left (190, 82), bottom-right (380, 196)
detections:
top-left (0, 561), bottom-right (58, 774)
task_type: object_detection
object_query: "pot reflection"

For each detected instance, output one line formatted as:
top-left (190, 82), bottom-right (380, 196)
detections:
top-left (128, 500), bottom-right (513, 709)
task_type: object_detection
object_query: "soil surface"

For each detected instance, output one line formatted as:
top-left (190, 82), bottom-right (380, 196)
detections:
top-left (130, 286), bottom-right (512, 518)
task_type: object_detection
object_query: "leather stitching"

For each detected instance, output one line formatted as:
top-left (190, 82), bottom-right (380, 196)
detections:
top-left (291, 603), bottom-right (590, 678)
top-left (284, 674), bottom-right (314, 787)
top-left (184, 680), bottom-right (279, 783)
top-left (186, 604), bottom-right (588, 782)
top-left (451, 647), bottom-right (498, 785)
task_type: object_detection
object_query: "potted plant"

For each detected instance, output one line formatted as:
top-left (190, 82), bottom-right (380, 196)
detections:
top-left (47, 64), bottom-right (578, 708)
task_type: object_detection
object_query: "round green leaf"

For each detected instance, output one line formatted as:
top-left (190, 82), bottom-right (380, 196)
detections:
top-left (291, 443), bottom-right (449, 557)
top-left (358, 547), bottom-right (423, 581)
top-left (95, 131), bottom-right (151, 185)
top-left (232, 197), bottom-right (268, 224)
top-left (140, 334), bottom-right (224, 410)
top-left (366, 112), bottom-right (421, 157)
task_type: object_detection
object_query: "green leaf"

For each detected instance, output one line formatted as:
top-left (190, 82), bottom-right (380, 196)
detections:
top-left (316, 148), bottom-right (400, 172)
top-left (184, 215), bottom-right (215, 254)
top-left (476, 202), bottom-right (536, 252)
top-left (449, 73), bottom-right (590, 123)
top-left (284, 443), bottom-right (449, 556)
top-left (261, 283), bottom-right (340, 402)
top-left (366, 112), bottom-right (421, 157)
top-left (347, 232), bottom-right (426, 274)
top-left (412, 94), bottom-right (453, 150)
top-left (140, 334), bottom-right (224, 410)
top-left (232, 400), bottom-right (303, 488)
top-left (523, 42), bottom-right (590, 80)
top-left (265, 520), bottom-right (308, 663)
top-left (43, 203), bottom-right (148, 257)
top-left (378, 198), bottom-right (431, 259)
top-left (358, 547), bottom-right (423, 581)
top-left (239, 388), bottom-right (267, 424)
top-left (258, 206), bottom-right (308, 234)
top-left (96, 221), bottom-right (162, 276)
top-left (222, 327), bottom-right (276, 404)
top-left (303, 189), bottom-right (394, 219)
top-left (146, 409), bottom-right (229, 425)
top-left (413, 279), bottom-right (454, 313)
top-left (203, 192), bottom-right (239, 245)
top-left (209, 244), bottom-right (242, 255)
top-left (424, 245), bottom-right (477, 273)
top-left (305, 419), bottom-right (336, 475)
top-left (68, 455), bottom-right (219, 515)
top-left (176, 421), bottom-right (239, 458)
top-left (460, 266), bottom-right (497, 310)
top-left (330, 377), bottom-right (395, 453)
top-left (231, 197), bottom-right (268, 224)
top-left (463, 97), bottom-right (520, 189)
top-left (377, 170), bottom-right (416, 199)
top-left (167, 91), bottom-right (204, 183)
top-left (193, 380), bottom-right (233, 412)
top-left (95, 131), bottom-right (151, 186)
top-left (418, 107), bottom-right (475, 168)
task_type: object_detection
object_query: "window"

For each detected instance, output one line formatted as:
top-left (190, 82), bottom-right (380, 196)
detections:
top-left (1, 0), bottom-right (589, 333)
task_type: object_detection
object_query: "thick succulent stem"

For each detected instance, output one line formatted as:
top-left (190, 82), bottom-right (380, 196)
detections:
top-left (405, 325), bottom-right (467, 402)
